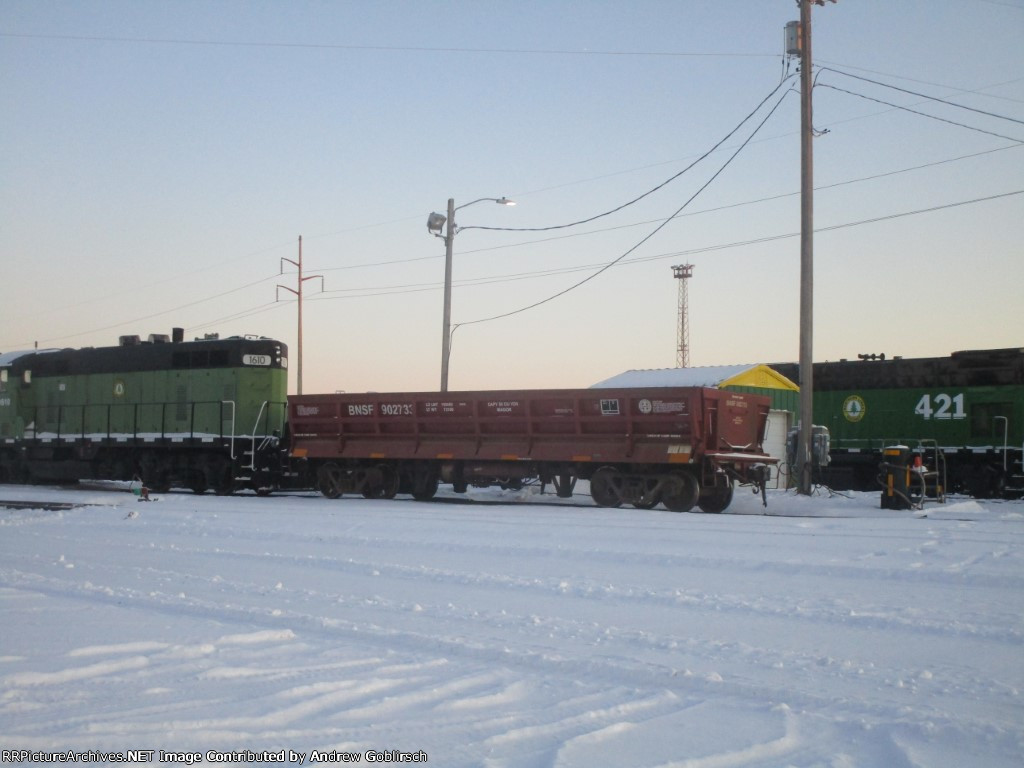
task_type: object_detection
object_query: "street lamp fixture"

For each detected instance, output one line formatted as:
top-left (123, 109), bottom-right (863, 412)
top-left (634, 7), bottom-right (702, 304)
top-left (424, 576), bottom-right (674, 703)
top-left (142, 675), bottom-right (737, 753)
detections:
top-left (426, 196), bottom-right (515, 392)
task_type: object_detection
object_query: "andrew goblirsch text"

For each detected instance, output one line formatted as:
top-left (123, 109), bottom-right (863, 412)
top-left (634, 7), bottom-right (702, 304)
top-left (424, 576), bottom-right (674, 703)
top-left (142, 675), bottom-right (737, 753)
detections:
top-left (2, 748), bottom-right (428, 764)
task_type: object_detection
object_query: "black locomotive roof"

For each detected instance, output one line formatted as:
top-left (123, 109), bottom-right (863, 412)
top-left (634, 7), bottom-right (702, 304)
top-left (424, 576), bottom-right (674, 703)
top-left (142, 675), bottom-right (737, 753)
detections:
top-left (2, 336), bottom-right (288, 376)
top-left (770, 347), bottom-right (1024, 390)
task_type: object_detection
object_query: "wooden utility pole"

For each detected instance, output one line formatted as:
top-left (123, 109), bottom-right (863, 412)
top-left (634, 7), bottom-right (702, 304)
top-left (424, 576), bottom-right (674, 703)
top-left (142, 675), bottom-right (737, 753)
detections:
top-left (795, 0), bottom-right (836, 494)
top-left (796, 0), bottom-right (816, 494)
top-left (277, 236), bottom-right (323, 395)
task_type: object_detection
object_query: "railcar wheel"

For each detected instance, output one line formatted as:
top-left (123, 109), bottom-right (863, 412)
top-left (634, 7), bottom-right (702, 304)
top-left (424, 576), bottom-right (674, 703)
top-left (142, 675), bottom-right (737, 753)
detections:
top-left (188, 470), bottom-right (208, 495)
top-left (362, 464), bottom-right (400, 499)
top-left (211, 466), bottom-right (235, 496)
top-left (662, 472), bottom-right (700, 513)
top-left (590, 466), bottom-right (622, 508)
top-left (632, 494), bottom-right (660, 510)
top-left (317, 462), bottom-right (345, 499)
top-left (411, 472), bottom-right (439, 501)
top-left (632, 477), bottom-right (664, 509)
top-left (698, 482), bottom-right (734, 514)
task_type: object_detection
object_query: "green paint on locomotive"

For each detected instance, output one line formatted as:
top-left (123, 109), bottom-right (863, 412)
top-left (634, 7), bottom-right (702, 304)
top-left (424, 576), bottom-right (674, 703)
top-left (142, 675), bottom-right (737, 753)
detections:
top-left (771, 349), bottom-right (1024, 452)
top-left (771, 348), bottom-right (1024, 496)
top-left (6, 339), bottom-right (288, 440)
top-left (0, 337), bottom-right (288, 485)
top-left (816, 385), bottom-right (1023, 451)
top-left (0, 364), bottom-right (24, 441)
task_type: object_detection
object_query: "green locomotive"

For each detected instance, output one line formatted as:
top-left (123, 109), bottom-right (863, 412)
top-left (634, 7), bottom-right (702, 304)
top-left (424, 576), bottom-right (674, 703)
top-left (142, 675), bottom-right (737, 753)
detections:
top-left (0, 330), bottom-right (288, 493)
top-left (772, 348), bottom-right (1024, 498)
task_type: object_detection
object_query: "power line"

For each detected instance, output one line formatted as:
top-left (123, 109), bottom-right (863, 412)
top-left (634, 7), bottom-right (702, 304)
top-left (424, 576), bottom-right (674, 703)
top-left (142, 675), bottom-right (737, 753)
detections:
top-left (2, 273), bottom-right (281, 349)
top-left (299, 190), bottom-right (1023, 304)
top-left (819, 83), bottom-right (1024, 144)
top-left (461, 77), bottom-right (796, 235)
top-left (6, 142), bottom-right (1019, 352)
top-left (451, 88), bottom-right (794, 329)
top-left (12, 244), bottom-right (294, 324)
top-left (975, 0), bottom-right (1024, 10)
top-left (43, 188), bottom-right (1011, 348)
top-left (300, 142), bottom-right (1023, 276)
top-left (0, 32), bottom-right (777, 59)
top-left (185, 301), bottom-right (286, 334)
top-left (815, 61), bottom-right (1024, 105)
top-left (820, 67), bottom-right (1024, 127)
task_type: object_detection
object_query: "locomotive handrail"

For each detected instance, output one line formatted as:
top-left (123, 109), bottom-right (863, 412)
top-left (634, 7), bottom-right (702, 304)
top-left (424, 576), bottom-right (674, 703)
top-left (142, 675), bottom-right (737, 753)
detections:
top-left (915, 439), bottom-right (948, 503)
top-left (248, 401), bottom-right (269, 470)
top-left (994, 416), bottom-right (1009, 471)
top-left (32, 400), bottom-right (239, 444)
top-left (222, 400), bottom-right (236, 459)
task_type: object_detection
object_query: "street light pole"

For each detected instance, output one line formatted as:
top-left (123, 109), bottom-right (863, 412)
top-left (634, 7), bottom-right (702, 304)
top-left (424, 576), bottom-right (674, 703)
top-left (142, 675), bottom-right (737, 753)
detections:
top-left (427, 196), bottom-right (514, 392)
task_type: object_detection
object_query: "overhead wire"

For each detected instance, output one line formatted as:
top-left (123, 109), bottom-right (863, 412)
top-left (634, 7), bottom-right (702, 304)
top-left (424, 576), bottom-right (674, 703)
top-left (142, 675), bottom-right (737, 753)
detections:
top-left (8, 56), bottom-right (1022, 349)
top-left (975, 0), bottom-right (1024, 10)
top-left (0, 31), bottom-right (777, 60)
top-left (303, 142), bottom-right (1023, 277)
top-left (460, 76), bottom-right (797, 235)
top-left (453, 84), bottom-right (795, 329)
top-left (11, 242), bottom-right (295, 325)
top-left (815, 61), bottom-right (1024, 106)
top-left (819, 66), bottom-right (1024, 128)
top-left (27, 64), bottom-right (1019, 344)
top-left (5, 272), bottom-right (284, 349)
top-left (817, 83), bottom-right (1024, 144)
top-left (492, 72), bottom-right (1024, 206)
top-left (298, 189), bottom-right (1022, 304)
top-left (9, 131), bottom-right (1019, 351)
top-left (185, 301), bottom-right (287, 334)
top-left (17, 143), bottom-right (1019, 348)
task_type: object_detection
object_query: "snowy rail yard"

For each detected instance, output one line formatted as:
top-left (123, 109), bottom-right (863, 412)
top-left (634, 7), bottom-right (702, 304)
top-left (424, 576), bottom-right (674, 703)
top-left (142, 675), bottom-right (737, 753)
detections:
top-left (1, 484), bottom-right (1022, 767)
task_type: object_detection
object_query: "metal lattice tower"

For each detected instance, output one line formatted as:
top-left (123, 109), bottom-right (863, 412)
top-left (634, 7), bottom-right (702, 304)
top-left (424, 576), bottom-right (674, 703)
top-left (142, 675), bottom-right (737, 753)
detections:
top-left (672, 264), bottom-right (694, 367)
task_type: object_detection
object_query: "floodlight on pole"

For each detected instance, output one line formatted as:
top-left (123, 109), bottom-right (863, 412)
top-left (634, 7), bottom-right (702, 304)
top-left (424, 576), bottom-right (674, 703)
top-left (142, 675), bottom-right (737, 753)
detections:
top-left (426, 196), bottom-right (515, 392)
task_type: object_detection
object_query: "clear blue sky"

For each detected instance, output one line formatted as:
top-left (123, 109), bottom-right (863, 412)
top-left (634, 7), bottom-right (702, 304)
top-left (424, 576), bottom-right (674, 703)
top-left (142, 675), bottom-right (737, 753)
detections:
top-left (2, 1), bottom-right (1022, 394)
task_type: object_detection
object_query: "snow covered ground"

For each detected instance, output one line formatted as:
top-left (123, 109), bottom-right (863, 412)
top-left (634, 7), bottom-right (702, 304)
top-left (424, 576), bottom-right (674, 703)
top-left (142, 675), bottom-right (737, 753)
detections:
top-left (1, 483), bottom-right (1022, 767)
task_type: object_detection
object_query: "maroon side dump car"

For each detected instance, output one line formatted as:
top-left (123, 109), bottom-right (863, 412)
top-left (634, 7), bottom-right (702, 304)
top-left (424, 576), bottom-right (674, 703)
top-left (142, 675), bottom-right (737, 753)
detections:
top-left (288, 387), bottom-right (774, 513)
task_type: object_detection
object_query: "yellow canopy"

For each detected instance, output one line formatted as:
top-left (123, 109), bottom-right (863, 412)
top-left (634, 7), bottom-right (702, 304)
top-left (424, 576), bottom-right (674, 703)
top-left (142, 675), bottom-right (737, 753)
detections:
top-left (717, 364), bottom-right (799, 392)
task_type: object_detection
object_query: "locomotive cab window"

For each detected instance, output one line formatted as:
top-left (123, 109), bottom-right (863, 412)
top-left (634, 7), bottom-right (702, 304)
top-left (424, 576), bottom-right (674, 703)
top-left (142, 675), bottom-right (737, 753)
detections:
top-left (172, 349), bottom-right (232, 369)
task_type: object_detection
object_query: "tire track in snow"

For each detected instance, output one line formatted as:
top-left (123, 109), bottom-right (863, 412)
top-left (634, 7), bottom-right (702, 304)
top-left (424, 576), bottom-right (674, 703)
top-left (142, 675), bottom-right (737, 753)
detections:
top-left (3, 496), bottom-right (1023, 765)
top-left (1, 564), bottom-right (1018, 745)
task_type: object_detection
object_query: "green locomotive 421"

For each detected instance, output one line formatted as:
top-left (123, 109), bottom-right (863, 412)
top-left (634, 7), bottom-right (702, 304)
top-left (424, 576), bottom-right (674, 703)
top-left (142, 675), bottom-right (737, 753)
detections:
top-left (0, 329), bottom-right (288, 494)
top-left (773, 348), bottom-right (1024, 498)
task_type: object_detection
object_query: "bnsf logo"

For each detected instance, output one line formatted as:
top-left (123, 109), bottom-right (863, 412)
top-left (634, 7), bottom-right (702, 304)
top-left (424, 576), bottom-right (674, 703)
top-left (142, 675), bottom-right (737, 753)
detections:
top-left (348, 404), bottom-right (375, 416)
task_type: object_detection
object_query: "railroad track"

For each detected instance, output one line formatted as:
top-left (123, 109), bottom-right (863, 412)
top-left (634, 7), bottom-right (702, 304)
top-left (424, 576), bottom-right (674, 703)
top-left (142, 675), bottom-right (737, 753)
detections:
top-left (0, 499), bottom-right (84, 511)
